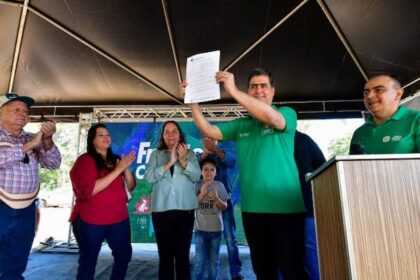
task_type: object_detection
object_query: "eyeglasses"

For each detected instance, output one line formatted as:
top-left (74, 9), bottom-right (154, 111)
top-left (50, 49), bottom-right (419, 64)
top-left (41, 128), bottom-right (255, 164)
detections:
top-left (22, 154), bottom-right (29, 164)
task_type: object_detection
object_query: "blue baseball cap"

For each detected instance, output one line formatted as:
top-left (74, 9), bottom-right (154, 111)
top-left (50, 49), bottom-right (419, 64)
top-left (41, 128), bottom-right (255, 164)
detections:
top-left (0, 92), bottom-right (35, 108)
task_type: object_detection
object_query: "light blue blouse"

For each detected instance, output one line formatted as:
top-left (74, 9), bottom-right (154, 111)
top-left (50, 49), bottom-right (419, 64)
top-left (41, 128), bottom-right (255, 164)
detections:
top-left (145, 149), bottom-right (201, 212)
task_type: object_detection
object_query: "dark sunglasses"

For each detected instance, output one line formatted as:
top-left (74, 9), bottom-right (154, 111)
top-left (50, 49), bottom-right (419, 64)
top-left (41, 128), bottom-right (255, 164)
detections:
top-left (22, 154), bottom-right (29, 164)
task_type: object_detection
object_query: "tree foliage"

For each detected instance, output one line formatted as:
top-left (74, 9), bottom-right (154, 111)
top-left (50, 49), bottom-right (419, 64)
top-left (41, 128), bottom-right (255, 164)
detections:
top-left (327, 132), bottom-right (352, 156)
top-left (26, 123), bottom-right (79, 191)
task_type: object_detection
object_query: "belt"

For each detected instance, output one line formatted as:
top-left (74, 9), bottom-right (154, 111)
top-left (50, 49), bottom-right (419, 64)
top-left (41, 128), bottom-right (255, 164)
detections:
top-left (0, 199), bottom-right (11, 208)
top-left (0, 187), bottom-right (39, 209)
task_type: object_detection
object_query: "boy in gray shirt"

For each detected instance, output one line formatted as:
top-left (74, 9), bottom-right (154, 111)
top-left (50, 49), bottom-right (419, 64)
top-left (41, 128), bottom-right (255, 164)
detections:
top-left (193, 157), bottom-right (229, 280)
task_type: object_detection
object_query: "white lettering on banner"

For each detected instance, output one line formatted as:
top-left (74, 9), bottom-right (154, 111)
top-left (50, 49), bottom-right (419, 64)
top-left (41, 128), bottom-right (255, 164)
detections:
top-left (146, 148), bottom-right (154, 163)
top-left (135, 165), bottom-right (146, 180)
top-left (137, 142), bottom-right (151, 163)
top-left (135, 141), bottom-right (155, 180)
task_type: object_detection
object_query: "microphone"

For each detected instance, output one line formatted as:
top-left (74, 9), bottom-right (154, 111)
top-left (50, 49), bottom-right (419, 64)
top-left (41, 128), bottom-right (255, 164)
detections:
top-left (349, 143), bottom-right (366, 155)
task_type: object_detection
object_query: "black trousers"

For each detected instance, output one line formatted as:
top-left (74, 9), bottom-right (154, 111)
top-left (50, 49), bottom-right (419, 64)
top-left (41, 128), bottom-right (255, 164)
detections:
top-left (152, 210), bottom-right (195, 280)
top-left (242, 212), bottom-right (307, 280)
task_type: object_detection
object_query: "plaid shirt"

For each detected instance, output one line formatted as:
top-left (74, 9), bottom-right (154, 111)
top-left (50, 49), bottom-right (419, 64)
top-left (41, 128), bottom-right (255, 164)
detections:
top-left (0, 126), bottom-right (61, 194)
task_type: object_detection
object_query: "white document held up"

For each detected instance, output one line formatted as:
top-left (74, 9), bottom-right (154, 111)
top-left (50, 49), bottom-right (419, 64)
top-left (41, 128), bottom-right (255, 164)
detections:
top-left (185, 50), bottom-right (220, 104)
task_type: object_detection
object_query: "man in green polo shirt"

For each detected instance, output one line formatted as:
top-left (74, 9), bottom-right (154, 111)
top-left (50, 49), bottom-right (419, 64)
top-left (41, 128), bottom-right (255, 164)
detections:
top-left (180, 68), bottom-right (306, 279)
top-left (350, 74), bottom-right (419, 154)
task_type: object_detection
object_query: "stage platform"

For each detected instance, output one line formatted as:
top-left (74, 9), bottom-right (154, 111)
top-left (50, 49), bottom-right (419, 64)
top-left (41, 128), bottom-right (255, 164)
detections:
top-left (25, 243), bottom-right (256, 279)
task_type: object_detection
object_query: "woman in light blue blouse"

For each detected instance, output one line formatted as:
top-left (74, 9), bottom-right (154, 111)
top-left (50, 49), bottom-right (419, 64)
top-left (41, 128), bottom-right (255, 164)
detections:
top-left (145, 120), bottom-right (200, 280)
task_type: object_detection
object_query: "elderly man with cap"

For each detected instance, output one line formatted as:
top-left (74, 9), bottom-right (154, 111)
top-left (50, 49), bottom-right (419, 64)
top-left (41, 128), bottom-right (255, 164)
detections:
top-left (350, 74), bottom-right (419, 154)
top-left (0, 93), bottom-right (61, 280)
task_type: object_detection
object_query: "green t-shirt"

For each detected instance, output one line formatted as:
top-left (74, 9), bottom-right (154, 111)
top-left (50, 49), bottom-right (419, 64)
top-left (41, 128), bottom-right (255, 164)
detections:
top-left (350, 106), bottom-right (420, 154)
top-left (217, 106), bottom-right (305, 213)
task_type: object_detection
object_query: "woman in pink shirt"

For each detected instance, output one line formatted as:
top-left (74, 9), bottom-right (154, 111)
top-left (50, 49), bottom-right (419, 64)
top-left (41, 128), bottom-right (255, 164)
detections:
top-left (69, 124), bottom-right (136, 280)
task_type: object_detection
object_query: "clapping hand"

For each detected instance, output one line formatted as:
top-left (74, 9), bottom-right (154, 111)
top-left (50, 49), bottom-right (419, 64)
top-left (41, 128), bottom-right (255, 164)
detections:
top-left (40, 119), bottom-right (57, 140)
top-left (116, 151), bottom-right (136, 172)
top-left (200, 181), bottom-right (211, 196)
top-left (169, 144), bottom-right (178, 165)
top-left (208, 189), bottom-right (218, 202)
top-left (177, 143), bottom-right (188, 162)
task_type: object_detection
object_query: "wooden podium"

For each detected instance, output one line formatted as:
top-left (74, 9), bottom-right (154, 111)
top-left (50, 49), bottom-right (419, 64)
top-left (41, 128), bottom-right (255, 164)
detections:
top-left (309, 154), bottom-right (420, 279)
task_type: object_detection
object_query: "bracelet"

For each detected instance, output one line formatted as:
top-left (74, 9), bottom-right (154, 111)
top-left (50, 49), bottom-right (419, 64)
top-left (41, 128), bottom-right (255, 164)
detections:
top-left (180, 159), bottom-right (187, 165)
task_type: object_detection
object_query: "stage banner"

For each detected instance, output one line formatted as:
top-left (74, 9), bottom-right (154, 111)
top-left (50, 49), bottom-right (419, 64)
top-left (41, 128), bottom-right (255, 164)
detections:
top-left (106, 122), bottom-right (245, 243)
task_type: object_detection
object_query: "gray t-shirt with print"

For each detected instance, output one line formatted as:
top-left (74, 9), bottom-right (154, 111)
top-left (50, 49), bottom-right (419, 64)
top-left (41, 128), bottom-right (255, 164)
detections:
top-left (194, 180), bottom-right (229, 232)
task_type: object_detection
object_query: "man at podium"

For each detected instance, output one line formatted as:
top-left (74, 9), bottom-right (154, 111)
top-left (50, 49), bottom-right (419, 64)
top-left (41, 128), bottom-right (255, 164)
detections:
top-left (350, 74), bottom-right (419, 154)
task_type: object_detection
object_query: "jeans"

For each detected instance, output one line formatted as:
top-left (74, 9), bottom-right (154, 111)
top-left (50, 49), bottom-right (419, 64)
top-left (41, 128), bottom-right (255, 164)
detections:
top-left (152, 210), bottom-right (195, 280)
top-left (74, 218), bottom-right (132, 280)
top-left (222, 199), bottom-right (242, 277)
top-left (0, 202), bottom-right (35, 280)
top-left (304, 217), bottom-right (319, 280)
top-left (242, 212), bottom-right (307, 280)
top-left (193, 231), bottom-right (222, 280)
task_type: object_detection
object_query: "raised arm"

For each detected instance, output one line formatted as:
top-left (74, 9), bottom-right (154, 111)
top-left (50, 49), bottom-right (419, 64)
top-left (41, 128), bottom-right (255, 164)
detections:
top-left (123, 151), bottom-right (136, 191)
top-left (190, 104), bottom-right (223, 139)
top-left (216, 71), bottom-right (286, 130)
top-left (92, 151), bottom-right (135, 196)
top-left (179, 81), bottom-right (223, 140)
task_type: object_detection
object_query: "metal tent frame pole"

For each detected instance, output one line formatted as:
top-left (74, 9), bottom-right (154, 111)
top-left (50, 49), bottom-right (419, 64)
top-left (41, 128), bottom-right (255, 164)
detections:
top-left (40, 113), bottom-right (94, 253)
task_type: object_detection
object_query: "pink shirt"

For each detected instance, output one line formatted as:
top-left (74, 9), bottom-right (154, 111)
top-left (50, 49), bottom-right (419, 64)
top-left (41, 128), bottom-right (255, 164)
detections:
top-left (0, 127), bottom-right (61, 193)
top-left (69, 153), bottom-right (129, 225)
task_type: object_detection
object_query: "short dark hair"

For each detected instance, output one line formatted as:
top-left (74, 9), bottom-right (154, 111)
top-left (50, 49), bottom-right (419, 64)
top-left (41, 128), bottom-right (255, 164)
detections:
top-left (369, 74), bottom-right (401, 89)
top-left (157, 120), bottom-right (187, 150)
top-left (199, 156), bottom-right (218, 171)
top-left (247, 68), bottom-right (275, 87)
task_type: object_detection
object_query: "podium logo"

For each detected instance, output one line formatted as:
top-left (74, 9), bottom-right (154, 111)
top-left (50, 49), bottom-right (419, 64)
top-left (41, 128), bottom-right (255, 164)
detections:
top-left (382, 136), bottom-right (391, 143)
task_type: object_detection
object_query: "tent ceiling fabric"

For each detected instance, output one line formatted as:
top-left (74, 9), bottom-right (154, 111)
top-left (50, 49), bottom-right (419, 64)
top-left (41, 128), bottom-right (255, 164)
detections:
top-left (0, 3), bottom-right (21, 92)
top-left (401, 94), bottom-right (420, 111)
top-left (0, 0), bottom-right (419, 120)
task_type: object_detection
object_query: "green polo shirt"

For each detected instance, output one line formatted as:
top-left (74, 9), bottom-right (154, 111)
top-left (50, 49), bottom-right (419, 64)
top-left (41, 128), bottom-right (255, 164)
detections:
top-left (217, 106), bottom-right (305, 213)
top-left (350, 106), bottom-right (420, 154)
